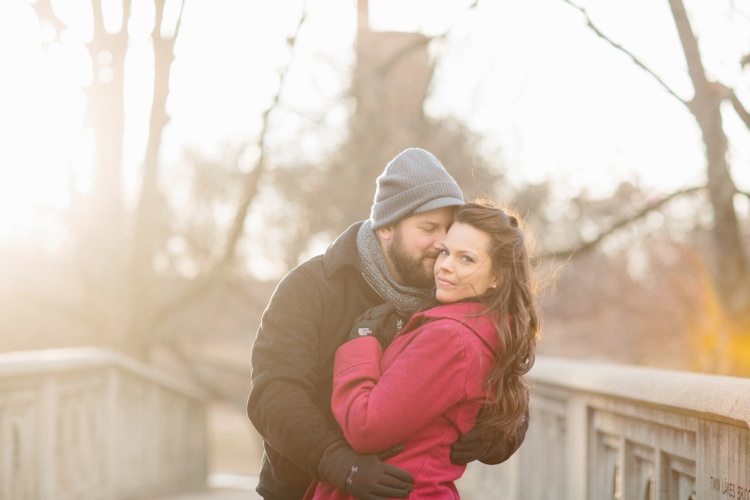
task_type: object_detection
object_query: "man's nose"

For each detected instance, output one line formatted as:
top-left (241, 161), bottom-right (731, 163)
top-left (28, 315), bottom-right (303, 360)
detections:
top-left (432, 233), bottom-right (447, 248)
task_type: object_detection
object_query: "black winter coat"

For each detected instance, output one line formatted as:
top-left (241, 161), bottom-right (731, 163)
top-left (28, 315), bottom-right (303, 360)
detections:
top-left (247, 222), bottom-right (383, 499)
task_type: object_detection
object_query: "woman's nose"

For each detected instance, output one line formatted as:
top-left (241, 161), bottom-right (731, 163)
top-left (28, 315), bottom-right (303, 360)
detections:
top-left (439, 257), bottom-right (452, 271)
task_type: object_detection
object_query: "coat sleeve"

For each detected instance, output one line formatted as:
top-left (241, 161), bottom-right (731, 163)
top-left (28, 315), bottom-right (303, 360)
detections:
top-left (247, 265), bottom-right (350, 480)
top-left (332, 322), bottom-right (485, 454)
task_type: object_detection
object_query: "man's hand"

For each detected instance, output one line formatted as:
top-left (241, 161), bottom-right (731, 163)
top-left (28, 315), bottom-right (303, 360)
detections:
top-left (348, 303), bottom-right (401, 348)
top-left (344, 454), bottom-right (414, 500)
top-left (450, 426), bottom-right (493, 465)
top-left (319, 441), bottom-right (412, 499)
top-left (450, 407), bottom-right (530, 465)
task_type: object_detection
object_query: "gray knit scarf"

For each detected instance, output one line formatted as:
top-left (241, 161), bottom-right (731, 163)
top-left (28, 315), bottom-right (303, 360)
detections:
top-left (356, 220), bottom-right (436, 318)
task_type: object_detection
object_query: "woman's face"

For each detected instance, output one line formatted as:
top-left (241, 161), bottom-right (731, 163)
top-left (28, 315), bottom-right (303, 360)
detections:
top-left (434, 222), bottom-right (498, 304)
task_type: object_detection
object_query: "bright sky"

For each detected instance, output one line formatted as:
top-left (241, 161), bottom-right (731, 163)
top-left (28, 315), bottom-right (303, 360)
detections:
top-left (0, 0), bottom-right (749, 246)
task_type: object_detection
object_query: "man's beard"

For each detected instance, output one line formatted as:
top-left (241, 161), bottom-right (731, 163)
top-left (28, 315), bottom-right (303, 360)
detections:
top-left (388, 227), bottom-right (438, 288)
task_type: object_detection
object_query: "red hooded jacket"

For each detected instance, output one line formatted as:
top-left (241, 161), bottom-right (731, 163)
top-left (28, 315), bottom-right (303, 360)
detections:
top-left (308, 301), bottom-right (499, 499)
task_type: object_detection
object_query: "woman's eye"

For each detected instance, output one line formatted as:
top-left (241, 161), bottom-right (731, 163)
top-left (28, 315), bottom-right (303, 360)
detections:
top-left (461, 256), bottom-right (475, 263)
top-left (439, 249), bottom-right (449, 256)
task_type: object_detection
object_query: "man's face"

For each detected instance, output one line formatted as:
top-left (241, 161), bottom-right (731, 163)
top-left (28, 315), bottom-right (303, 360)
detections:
top-left (380, 207), bottom-right (455, 288)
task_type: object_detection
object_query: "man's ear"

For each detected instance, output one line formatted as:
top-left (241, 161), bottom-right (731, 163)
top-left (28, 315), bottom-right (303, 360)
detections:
top-left (376, 226), bottom-right (393, 243)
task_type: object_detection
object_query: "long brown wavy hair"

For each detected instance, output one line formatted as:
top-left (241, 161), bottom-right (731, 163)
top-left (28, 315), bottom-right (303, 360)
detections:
top-left (453, 201), bottom-right (541, 439)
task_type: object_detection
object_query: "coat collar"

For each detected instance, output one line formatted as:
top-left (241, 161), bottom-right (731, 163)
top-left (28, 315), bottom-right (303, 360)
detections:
top-left (405, 301), bottom-right (490, 332)
top-left (322, 221), bottom-right (364, 278)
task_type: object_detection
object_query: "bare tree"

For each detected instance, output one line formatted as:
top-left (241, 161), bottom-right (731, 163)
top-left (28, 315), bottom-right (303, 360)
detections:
top-left (29, 0), bottom-right (189, 359)
top-left (555, 0), bottom-right (750, 370)
top-left (23, 1), bottom-right (311, 366)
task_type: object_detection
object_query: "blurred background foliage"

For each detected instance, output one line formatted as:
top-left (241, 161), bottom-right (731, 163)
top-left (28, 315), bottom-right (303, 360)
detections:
top-left (0, 0), bottom-right (748, 435)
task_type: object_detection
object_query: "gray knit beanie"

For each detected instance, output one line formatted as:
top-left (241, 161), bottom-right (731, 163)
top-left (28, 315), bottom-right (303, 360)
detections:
top-left (370, 148), bottom-right (464, 230)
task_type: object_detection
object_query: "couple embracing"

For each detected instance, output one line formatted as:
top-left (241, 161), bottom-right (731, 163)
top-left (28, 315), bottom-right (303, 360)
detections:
top-left (248, 148), bottom-right (540, 500)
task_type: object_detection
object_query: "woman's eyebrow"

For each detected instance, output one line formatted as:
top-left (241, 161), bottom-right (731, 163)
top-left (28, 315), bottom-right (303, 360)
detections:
top-left (456, 249), bottom-right (478, 258)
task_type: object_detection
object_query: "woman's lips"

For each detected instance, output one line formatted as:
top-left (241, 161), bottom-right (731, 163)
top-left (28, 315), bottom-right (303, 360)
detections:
top-left (436, 276), bottom-right (454, 287)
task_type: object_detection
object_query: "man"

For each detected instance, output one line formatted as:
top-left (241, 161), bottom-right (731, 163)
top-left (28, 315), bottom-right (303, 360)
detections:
top-left (248, 148), bottom-right (527, 499)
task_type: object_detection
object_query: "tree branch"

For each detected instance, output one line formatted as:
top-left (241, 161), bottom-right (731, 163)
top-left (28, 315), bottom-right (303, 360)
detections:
top-left (542, 185), bottom-right (705, 260)
top-left (150, 5), bottom-right (308, 328)
top-left (667, 0), bottom-right (710, 91)
top-left (561, 0), bottom-right (688, 110)
top-left (376, 0), bottom-right (478, 76)
top-left (30, 0), bottom-right (66, 46)
top-left (173, 0), bottom-right (187, 39)
top-left (218, 7), bottom-right (308, 269)
top-left (723, 84), bottom-right (750, 130)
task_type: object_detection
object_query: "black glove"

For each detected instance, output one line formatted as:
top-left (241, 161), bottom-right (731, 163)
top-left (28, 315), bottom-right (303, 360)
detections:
top-left (349, 303), bottom-right (402, 348)
top-left (450, 425), bottom-right (488, 465)
top-left (344, 453), bottom-right (414, 500)
top-left (319, 441), bottom-right (412, 500)
top-left (450, 406), bottom-right (529, 465)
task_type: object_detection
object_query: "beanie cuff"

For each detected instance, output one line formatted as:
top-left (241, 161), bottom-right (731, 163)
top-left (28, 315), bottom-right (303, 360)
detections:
top-left (371, 181), bottom-right (464, 230)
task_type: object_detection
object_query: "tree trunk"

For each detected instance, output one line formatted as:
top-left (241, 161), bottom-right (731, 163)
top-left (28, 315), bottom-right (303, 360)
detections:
top-left (668, 0), bottom-right (750, 328)
top-left (128, 0), bottom-right (185, 359)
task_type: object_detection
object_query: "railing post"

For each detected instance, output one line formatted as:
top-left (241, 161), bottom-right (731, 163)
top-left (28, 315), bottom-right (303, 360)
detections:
top-left (103, 368), bottom-right (117, 499)
top-left (38, 376), bottom-right (56, 500)
top-left (567, 393), bottom-right (588, 500)
top-left (145, 381), bottom-right (159, 492)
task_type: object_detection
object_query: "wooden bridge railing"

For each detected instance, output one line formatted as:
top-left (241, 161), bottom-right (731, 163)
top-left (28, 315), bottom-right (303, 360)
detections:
top-left (458, 356), bottom-right (750, 500)
top-left (0, 348), bottom-right (208, 500)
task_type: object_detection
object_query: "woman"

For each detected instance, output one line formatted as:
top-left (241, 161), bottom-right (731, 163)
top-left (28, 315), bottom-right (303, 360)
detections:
top-left (308, 201), bottom-right (540, 499)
